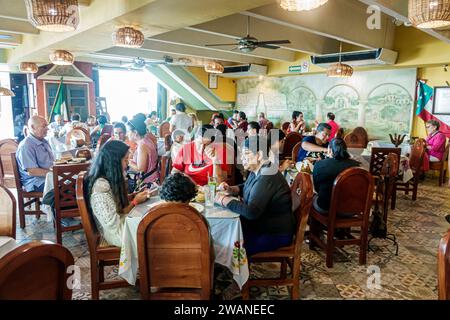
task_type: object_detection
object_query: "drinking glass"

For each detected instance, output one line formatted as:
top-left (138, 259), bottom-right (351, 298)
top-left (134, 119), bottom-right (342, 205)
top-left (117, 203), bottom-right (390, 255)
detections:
top-left (204, 185), bottom-right (215, 208)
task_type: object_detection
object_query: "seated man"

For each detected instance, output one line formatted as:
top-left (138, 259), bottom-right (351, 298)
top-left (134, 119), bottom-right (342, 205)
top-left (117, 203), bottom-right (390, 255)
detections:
top-left (16, 115), bottom-right (54, 192)
top-left (60, 113), bottom-right (88, 136)
top-left (297, 122), bottom-right (331, 162)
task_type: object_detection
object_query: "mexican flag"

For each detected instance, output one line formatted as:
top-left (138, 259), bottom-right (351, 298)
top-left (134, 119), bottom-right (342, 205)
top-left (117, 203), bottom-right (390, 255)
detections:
top-left (416, 81), bottom-right (450, 138)
top-left (49, 77), bottom-right (69, 122)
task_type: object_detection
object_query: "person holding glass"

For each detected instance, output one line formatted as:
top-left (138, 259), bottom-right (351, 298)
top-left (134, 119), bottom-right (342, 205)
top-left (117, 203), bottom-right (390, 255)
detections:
top-left (215, 136), bottom-right (294, 256)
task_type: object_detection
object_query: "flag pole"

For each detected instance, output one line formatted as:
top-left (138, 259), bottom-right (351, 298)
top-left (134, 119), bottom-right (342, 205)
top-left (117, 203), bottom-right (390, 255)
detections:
top-left (416, 79), bottom-right (429, 135)
top-left (48, 77), bottom-right (63, 122)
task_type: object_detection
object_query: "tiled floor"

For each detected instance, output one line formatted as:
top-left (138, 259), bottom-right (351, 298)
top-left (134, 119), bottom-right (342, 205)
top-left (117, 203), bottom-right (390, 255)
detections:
top-left (12, 177), bottom-right (450, 300)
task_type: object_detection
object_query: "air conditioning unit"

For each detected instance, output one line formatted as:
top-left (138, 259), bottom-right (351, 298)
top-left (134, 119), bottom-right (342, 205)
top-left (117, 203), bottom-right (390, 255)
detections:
top-left (220, 64), bottom-right (267, 78)
top-left (311, 48), bottom-right (398, 67)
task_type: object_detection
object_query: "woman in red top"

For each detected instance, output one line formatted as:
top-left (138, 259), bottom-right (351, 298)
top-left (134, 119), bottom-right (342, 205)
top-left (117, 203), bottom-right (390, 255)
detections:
top-left (172, 125), bottom-right (228, 186)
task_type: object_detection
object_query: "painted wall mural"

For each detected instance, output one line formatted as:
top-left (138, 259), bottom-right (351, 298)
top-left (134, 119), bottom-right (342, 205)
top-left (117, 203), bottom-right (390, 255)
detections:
top-left (236, 68), bottom-right (417, 139)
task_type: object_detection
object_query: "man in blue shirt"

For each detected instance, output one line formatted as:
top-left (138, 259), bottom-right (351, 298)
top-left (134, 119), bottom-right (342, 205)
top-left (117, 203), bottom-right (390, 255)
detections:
top-left (297, 123), bottom-right (332, 162)
top-left (16, 115), bottom-right (54, 192)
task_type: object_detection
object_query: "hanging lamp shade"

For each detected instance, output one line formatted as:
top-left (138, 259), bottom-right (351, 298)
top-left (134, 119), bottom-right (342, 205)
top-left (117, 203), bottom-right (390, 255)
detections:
top-left (204, 61), bottom-right (224, 74)
top-left (326, 62), bottom-right (354, 78)
top-left (279, 0), bottom-right (328, 11)
top-left (25, 0), bottom-right (80, 32)
top-left (112, 27), bottom-right (145, 48)
top-left (49, 50), bottom-right (74, 65)
top-left (20, 62), bottom-right (39, 74)
top-left (0, 87), bottom-right (15, 97)
top-left (408, 0), bottom-right (450, 28)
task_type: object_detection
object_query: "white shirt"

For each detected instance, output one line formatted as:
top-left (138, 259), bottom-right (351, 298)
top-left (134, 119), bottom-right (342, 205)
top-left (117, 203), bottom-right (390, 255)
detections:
top-left (169, 112), bottom-right (192, 132)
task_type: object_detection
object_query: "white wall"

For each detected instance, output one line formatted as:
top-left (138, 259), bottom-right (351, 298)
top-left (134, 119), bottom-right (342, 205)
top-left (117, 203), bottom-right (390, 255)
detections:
top-left (0, 72), bottom-right (14, 140)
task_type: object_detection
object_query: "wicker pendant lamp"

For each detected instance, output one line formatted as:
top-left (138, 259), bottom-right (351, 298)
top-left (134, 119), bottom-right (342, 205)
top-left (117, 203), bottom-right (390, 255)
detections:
top-left (25, 0), bottom-right (80, 32)
top-left (408, 0), bottom-right (450, 28)
top-left (112, 27), bottom-right (145, 48)
top-left (20, 62), bottom-right (39, 74)
top-left (0, 87), bottom-right (15, 97)
top-left (279, 0), bottom-right (328, 11)
top-left (327, 42), bottom-right (353, 78)
top-left (204, 61), bottom-right (224, 74)
top-left (49, 50), bottom-right (74, 65)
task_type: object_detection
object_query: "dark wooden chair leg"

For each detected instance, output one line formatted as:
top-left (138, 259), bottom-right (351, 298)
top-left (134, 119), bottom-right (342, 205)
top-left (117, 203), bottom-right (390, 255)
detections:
top-left (242, 282), bottom-right (250, 300)
top-left (412, 178), bottom-right (419, 201)
top-left (99, 264), bottom-right (105, 283)
top-left (326, 227), bottom-right (335, 268)
top-left (18, 201), bottom-right (25, 229)
top-left (280, 259), bottom-right (287, 279)
top-left (391, 184), bottom-right (397, 210)
top-left (90, 261), bottom-right (100, 300)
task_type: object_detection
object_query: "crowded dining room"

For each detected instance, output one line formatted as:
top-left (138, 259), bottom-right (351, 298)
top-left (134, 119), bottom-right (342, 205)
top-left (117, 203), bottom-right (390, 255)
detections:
top-left (1, 0), bottom-right (450, 306)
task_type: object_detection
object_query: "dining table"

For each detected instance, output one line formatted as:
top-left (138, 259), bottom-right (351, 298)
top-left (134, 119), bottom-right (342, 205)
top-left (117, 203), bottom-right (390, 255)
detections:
top-left (118, 195), bottom-right (250, 290)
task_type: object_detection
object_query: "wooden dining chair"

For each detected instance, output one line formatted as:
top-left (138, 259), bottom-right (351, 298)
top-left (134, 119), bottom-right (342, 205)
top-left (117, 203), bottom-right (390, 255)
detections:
top-left (335, 128), bottom-right (345, 139)
top-left (66, 127), bottom-right (91, 147)
top-left (309, 167), bottom-right (375, 268)
top-left (242, 172), bottom-right (314, 300)
top-left (137, 202), bottom-right (213, 300)
top-left (11, 152), bottom-right (45, 229)
top-left (391, 138), bottom-right (426, 209)
top-left (0, 139), bottom-right (18, 188)
top-left (96, 133), bottom-right (111, 151)
top-left (0, 241), bottom-right (74, 300)
top-left (344, 127), bottom-right (369, 148)
top-left (438, 229), bottom-right (450, 300)
top-left (75, 173), bottom-right (129, 300)
top-left (0, 185), bottom-right (16, 239)
top-left (164, 133), bottom-right (173, 152)
top-left (159, 121), bottom-right (171, 138)
top-left (75, 148), bottom-right (92, 160)
top-left (429, 141), bottom-right (449, 186)
top-left (53, 163), bottom-right (90, 244)
top-left (291, 141), bottom-right (302, 163)
top-left (369, 147), bottom-right (401, 177)
top-left (281, 122), bottom-right (290, 134)
top-left (282, 132), bottom-right (302, 160)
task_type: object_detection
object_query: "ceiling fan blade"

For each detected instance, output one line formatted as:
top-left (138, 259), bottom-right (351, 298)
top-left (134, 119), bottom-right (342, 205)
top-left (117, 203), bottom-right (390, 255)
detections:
top-left (258, 44), bottom-right (280, 49)
top-left (257, 40), bottom-right (291, 45)
top-left (205, 43), bottom-right (237, 47)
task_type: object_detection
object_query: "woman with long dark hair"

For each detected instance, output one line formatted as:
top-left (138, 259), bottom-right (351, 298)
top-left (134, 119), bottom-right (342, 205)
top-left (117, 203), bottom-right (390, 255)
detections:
top-left (288, 111), bottom-right (306, 134)
top-left (86, 140), bottom-right (151, 247)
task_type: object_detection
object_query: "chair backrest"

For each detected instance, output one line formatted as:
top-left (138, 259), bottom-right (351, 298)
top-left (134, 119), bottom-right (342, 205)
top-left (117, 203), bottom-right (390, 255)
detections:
top-left (0, 185), bottom-right (16, 238)
top-left (53, 163), bottom-right (90, 214)
top-left (96, 133), bottom-right (111, 150)
top-left (137, 202), bottom-right (212, 299)
top-left (0, 241), bottom-right (74, 300)
top-left (10, 153), bottom-right (24, 192)
top-left (291, 173), bottom-right (314, 257)
top-left (329, 167), bottom-right (374, 221)
top-left (438, 229), bottom-right (450, 300)
top-left (381, 152), bottom-right (400, 177)
top-left (0, 139), bottom-right (18, 180)
top-left (369, 147), bottom-right (401, 176)
top-left (164, 134), bottom-right (172, 152)
top-left (336, 128), bottom-right (345, 139)
top-left (66, 127), bottom-right (91, 147)
top-left (291, 142), bottom-right (302, 163)
top-left (265, 121), bottom-right (274, 131)
top-left (100, 124), bottom-right (113, 136)
top-left (344, 127), bottom-right (369, 148)
top-left (283, 132), bottom-right (302, 158)
top-left (281, 122), bottom-right (290, 133)
top-left (409, 138), bottom-right (426, 172)
top-left (159, 122), bottom-right (170, 138)
top-left (74, 148), bottom-right (92, 160)
top-left (75, 172), bottom-right (100, 254)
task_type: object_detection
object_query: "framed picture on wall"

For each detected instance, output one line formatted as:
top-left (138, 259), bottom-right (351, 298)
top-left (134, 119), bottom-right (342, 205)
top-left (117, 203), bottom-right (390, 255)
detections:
top-left (208, 74), bottom-right (218, 89)
top-left (432, 86), bottom-right (450, 115)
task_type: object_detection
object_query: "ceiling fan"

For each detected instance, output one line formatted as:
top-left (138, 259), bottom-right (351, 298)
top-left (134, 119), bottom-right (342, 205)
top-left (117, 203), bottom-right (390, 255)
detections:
top-left (122, 56), bottom-right (178, 69)
top-left (205, 16), bottom-right (291, 53)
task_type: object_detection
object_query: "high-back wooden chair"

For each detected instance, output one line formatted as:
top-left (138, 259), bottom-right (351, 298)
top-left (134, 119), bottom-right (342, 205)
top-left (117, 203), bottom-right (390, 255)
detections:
top-left (164, 133), bottom-right (172, 152)
top-left (282, 132), bottom-right (302, 160)
top-left (336, 128), bottom-right (345, 139)
top-left (96, 133), bottom-right (111, 151)
top-left (0, 139), bottom-right (18, 188)
top-left (242, 172), bottom-right (313, 300)
top-left (159, 121), bottom-right (170, 138)
top-left (292, 141), bottom-right (302, 163)
top-left (53, 163), bottom-right (89, 244)
top-left (281, 122), bottom-right (290, 134)
top-left (391, 138), bottom-right (426, 209)
top-left (344, 127), bottom-right (369, 148)
top-left (75, 173), bottom-right (129, 299)
top-left (11, 153), bottom-right (45, 229)
top-left (0, 241), bottom-right (74, 300)
top-left (369, 147), bottom-right (401, 177)
top-left (309, 167), bottom-right (374, 268)
top-left (0, 185), bottom-right (16, 238)
top-left (74, 148), bottom-right (92, 160)
top-left (137, 202), bottom-right (213, 300)
top-left (66, 127), bottom-right (91, 147)
top-left (265, 121), bottom-right (274, 131)
top-left (429, 141), bottom-right (449, 186)
top-left (438, 229), bottom-right (450, 300)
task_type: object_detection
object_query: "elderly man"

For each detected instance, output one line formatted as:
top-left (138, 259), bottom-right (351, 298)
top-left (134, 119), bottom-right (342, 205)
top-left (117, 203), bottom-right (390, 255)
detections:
top-left (16, 115), bottom-right (54, 192)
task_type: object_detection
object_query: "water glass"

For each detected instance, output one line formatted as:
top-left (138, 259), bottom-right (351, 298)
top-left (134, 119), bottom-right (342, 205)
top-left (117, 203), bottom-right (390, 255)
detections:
top-left (205, 184), bottom-right (215, 208)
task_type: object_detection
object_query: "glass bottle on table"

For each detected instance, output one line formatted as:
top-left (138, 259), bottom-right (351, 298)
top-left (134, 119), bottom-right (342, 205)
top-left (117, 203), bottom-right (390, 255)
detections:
top-left (205, 162), bottom-right (218, 208)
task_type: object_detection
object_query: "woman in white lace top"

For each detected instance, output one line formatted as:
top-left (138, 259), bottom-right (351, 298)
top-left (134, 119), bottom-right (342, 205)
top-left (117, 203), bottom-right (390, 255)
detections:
top-left (86, 140), bottom-right (152, 247)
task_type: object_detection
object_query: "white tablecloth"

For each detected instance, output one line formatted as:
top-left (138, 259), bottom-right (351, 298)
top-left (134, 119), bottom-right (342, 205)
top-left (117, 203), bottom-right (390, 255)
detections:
top-left (368, 140), bottom-right (411, 156)
top-left (42, 172), bottom-right (54, 222)
top-left (118, 197), bottom-right (249, 289)
top-left (0, 237), bottom-right (19, 259)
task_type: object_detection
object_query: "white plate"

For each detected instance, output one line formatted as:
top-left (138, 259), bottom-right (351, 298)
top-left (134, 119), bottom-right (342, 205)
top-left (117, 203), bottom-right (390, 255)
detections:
top-left (189, 202), bottom-right (204, 213)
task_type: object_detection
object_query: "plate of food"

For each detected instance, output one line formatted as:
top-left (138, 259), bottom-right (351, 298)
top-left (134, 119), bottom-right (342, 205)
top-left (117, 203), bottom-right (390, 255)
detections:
top-left (195, 191), bottom-right (205, 203)
top-left (68, 157), bottom-right (86, 164)
top-left (189, 202), bottom-right (204, 213)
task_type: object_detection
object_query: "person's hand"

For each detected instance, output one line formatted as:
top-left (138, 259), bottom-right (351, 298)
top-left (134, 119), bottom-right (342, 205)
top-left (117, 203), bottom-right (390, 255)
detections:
top-left (204, 144), bottom-right (217, 161)
top-left (279, 160), bottom-right (294, 172)
top-left (134, 189), bottom-right (151, 204)
top-left (217, 182), bottom-right (230, 192)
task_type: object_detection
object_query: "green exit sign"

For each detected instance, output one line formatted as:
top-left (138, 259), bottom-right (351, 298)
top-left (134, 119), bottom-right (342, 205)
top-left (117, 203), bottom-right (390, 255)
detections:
top-left (289, 61), bottom-right (309, 73)
top-left (289, 65), bottom-right (302, 72)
